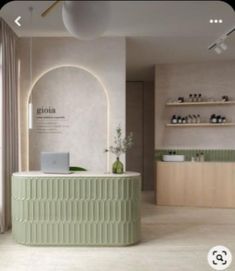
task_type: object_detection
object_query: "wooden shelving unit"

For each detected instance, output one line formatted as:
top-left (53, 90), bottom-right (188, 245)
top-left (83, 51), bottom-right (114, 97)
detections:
top-left (166, 101), bottom-right (235, 106)
top-left (166, 123), bottom-right (235, 127)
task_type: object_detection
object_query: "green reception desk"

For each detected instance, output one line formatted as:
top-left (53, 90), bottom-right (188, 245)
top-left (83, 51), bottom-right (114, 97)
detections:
top-left (12, 172), bottom-right (141, 246)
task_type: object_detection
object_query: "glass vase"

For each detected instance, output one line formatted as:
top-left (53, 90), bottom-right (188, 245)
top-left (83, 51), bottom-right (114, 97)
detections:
top-left (112, 157), bottom-right (124, 174)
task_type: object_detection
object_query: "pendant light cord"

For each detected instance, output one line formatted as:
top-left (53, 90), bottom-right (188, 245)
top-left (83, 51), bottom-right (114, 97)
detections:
top-left (29, 7), bottom-right (33, 103)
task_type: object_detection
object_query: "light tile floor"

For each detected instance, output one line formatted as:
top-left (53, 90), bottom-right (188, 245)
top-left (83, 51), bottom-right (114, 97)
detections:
top-left (1, 192), bottom-right (235, 271)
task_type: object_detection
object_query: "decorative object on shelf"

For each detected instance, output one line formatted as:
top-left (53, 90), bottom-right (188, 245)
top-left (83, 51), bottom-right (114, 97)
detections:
top-left (171, 115), bottom-right (177, 124)
top-left (192, 152), bottom-right (205, 162)
top-left (170, 114), bottom-right (201, 124)
top-left (166, 94), bottom-right (234, 106)
top-left (166, 123), bottom-right (235, 127)
top-left (188, 94), bottom-right (193, 102)
top-left (177, 97), bottom-right (184, 103)
top-left (105, 125), bottom-right (133, 174)
top-left (200, 152), bottom-right (205, 162)
top-left (193, 94), bottom-right (197, 102)
top-left (222, 117), bottom-right (226, 123)
top-left (196, 114), bottom-right (201, 123)
top-left (210, 114), bottom-right (217, 123)
top-left (210, 114), bottom-right (227, 124)
top-left (222, 95), bottom-right (229, 102)
top-left (198, 94), bottom-right (202, 102)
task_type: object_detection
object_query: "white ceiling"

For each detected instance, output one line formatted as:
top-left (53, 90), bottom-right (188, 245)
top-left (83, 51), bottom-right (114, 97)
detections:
top-left (1, 1), bottom-right (235, 80)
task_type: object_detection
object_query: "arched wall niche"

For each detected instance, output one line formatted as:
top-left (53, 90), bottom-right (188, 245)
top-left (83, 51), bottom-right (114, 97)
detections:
top-left (27, 65), bottom-right (110, 172)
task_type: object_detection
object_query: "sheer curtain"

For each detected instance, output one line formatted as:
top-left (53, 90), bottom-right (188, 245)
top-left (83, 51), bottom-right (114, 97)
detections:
top-left (0, 19), bottom-right (18, 233)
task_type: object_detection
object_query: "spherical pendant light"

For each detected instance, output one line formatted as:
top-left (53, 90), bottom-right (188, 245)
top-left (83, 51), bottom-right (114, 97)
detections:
top-left (62, 1), bottom-right (110, 40)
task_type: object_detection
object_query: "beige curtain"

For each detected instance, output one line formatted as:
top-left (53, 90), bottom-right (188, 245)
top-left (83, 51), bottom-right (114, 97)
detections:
top-left (0, 19), bottom-right (18, 233)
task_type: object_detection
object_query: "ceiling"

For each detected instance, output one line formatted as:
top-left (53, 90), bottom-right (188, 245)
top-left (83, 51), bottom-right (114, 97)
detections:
top-left (1, 1), bottom-right (235, 80)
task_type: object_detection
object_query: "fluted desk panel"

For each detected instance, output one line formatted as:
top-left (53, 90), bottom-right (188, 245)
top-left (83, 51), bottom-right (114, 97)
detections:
top-left (12, 172), bottom-right (141, 246)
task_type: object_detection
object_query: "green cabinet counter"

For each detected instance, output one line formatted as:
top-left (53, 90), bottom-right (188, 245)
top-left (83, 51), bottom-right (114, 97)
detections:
top-left (12, 171), bottom-right (141, 246)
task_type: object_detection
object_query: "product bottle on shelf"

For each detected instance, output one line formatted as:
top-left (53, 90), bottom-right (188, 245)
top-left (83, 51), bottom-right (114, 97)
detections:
top-left (198, 94), bottom-right (202, 102)
top-left (210, 114), bottom-right (217, 123)
top-left (171, 115), bottom-right (177, 124)
top-left (192, 114), bottom-right (197, 123)
top-left (200, 152), bottom-right (205, 162)
top-left (189, 94), bottom-right (193, 102)
top-left (217, 115), bottom-right (222, 123)
top-left (188, 115), bottom-right (192, 123)
top-left (193, 94), bottom-right (197, 102)
top-left (197, 114), bottom-right (201, 123)
top-left (177, 116), bottom-right (182, 123)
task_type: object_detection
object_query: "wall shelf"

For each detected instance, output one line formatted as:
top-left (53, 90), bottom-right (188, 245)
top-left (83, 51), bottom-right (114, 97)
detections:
top-left (166, 123), bottom-right (235, 127)
top-left (166, 101), bottom-right (235, 106)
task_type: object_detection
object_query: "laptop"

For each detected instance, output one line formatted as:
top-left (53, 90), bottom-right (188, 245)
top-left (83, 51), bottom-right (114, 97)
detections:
top-left (41, 152), bottom-right (71, 174)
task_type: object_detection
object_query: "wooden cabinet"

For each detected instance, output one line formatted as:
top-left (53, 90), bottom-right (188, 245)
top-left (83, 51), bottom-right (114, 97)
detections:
top-left (156, 162), bottom-right (235, 208)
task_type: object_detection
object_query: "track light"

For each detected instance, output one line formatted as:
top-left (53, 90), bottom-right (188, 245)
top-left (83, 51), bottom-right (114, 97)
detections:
top-left (220, 42), bottom-right (227, 51)
top-left (214, 46), bottom-right (222, 54)
top-left (208, 25), bottom-right (234, 54)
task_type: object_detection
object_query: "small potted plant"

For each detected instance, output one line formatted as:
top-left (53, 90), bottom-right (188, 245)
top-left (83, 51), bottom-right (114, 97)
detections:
top-left (105, 125), bottom-right (133, 174)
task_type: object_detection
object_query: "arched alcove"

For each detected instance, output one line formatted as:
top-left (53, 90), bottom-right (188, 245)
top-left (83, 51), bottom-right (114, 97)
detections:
top-left (28, 66), bottom-right (110, 172)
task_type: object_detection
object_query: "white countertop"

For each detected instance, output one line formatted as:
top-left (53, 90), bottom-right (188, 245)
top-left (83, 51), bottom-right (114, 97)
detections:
top-left (13, 171), bottom-right (140, 177)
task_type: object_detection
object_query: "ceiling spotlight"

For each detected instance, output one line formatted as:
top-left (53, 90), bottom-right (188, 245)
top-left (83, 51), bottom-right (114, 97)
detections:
top-left (219, 42), bottom-right (227, 50)
top-left (210, 19), bottom-right (214, 23)
top-left (208, 25), bottom-right (235, 54)
top-left (214, 46), bottom-right (222, 54)
top-left (219, 19), bottom-right (223, 23)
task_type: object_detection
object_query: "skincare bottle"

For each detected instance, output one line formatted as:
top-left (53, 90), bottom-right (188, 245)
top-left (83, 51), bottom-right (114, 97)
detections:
top-left (196, 153), bottom-right (200, 161)
top-left (193, 94), bottom-right (197, 102)
top-left (189, 94), bottom-right (193, 102)
top-left (217, 115), bottom-right (222, 123)
top-left (210, 114), bottom-right (217, 123)
top-left (188, 115), bottom-right (192, 123)
top-left (182, 117), bottom-right (186, 124)
top-left (222, 95), bottom-right (229, 102)
top-left (222, 117), bottom-right (226, 123)
top-left (198, 94), bottom-right (202, 102)
top-left (200, 152), bottom-right (204, 162)
top-left (197, 114), bottom-right (201, 123)
top-left (171, 115), bottom-right (177, 124)
top-left (193, 114), bottom-right (197, 123)
top-left (177, 116), bottom-right (182, 123)
top-left (178, 97), bottom-right (184, 103)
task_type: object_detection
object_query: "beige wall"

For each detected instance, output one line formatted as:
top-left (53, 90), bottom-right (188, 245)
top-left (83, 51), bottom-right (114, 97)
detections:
top-left (29, 67), bottom-right (108, 172)
top-left (155, 61), bottom-right (235, 149)
top-left (17, 37), bottom-right (126, 171)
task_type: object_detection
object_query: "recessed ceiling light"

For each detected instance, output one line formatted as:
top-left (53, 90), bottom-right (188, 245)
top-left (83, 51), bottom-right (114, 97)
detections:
top-left (210, 19), bottom-right (214, 23)
top-left (219, 19), bottom-right (223, 23)
top-left (214, 19), bottom-right (218, 23)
